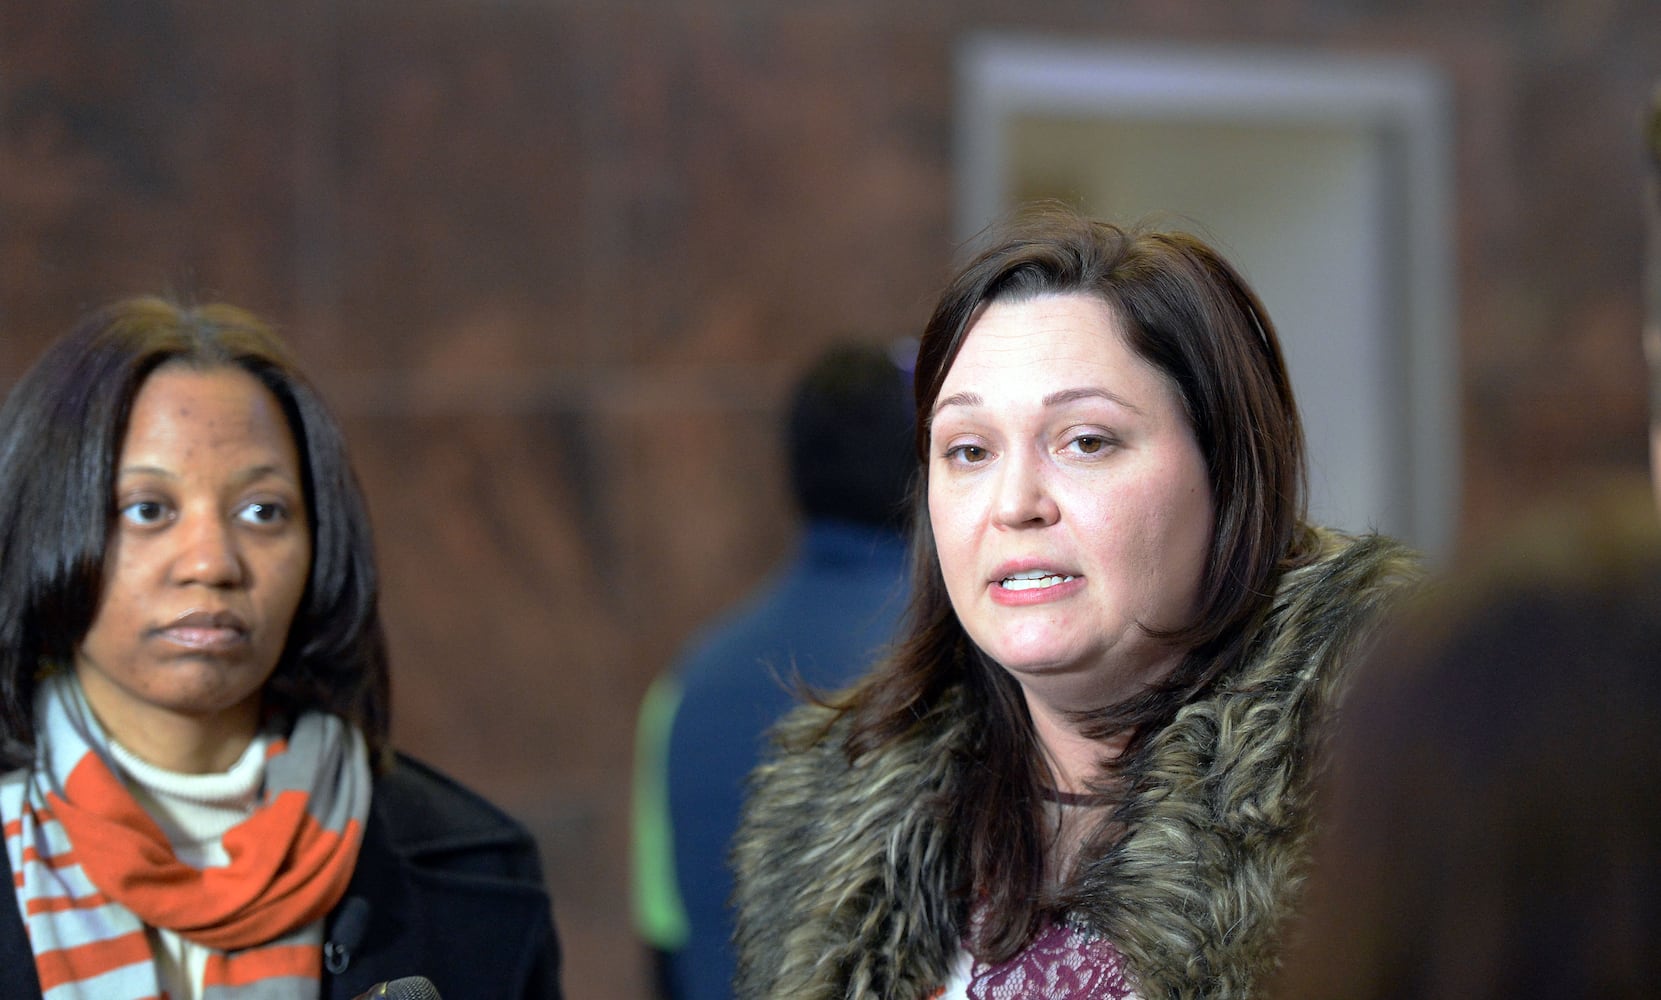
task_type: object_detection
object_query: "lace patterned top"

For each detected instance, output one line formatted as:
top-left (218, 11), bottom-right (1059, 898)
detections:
top-left (933, 917), bottom-right (1140, 1000)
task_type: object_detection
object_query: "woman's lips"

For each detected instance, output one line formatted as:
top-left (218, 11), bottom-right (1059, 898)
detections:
top-left (989, 568), bottom-right (1084, 606)
top-left (151, 611), bottom-right (249, 651)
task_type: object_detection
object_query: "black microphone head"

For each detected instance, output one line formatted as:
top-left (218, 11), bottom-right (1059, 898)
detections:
top-left (369, 977), bottom-right (441, 1000)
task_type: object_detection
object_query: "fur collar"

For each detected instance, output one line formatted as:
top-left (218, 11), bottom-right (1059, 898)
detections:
top-left (733, 529), bottom-right (1420, 999)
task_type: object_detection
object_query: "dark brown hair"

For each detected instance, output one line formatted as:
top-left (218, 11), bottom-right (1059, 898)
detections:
top-left (0, 297), bottom-right (390, 770)
top-left (836, 205), bottom-right (1316, 959)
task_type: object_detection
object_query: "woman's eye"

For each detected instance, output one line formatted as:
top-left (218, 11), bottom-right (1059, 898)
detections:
top-left (946, 444), bottom-right (989, 464)
top-left (1069, 434), bottom-right (1113, 456)
top-left (236, 501), bottom-right (291, 526)
top-left (118, 500), bottom-right (169, 525)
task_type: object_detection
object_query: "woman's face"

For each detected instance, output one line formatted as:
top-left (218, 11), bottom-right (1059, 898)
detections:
top-left (927, 293), bottom-right (1213, 708)
top-left (75, 364), bottom-right (311, 759)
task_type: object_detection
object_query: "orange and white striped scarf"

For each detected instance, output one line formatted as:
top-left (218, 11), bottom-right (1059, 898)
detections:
top-left (2, 672), bottom-right (369, 999)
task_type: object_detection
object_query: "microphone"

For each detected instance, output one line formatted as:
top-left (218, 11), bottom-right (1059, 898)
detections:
top-left (325, 897), bottom-right (371, 975)
top-left (351, 976), bottom-right (442, 1000)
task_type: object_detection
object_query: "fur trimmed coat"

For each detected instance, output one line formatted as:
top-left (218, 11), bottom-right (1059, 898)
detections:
top-left (732, 529), bottom-right (1419, 1000)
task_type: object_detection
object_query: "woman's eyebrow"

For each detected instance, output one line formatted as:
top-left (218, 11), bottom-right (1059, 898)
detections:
top-left (117, 463), bottom-right (300, 488)
top-left (932, 386), bottom-right (1142, 420)
top-left (930, 390), bottom-right (982, 418)
top-left (1043, 386), bottom-right (1141, 413)
top-left (116, 463), bottom-right (178, 480)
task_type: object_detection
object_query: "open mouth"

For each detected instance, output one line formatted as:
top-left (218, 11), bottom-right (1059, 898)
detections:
top-left (999, 570), bottom-right (1077, 592)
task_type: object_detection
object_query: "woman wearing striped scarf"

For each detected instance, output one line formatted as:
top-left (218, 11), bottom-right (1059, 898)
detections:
top-left (0, 299), bottom-right (562, 999)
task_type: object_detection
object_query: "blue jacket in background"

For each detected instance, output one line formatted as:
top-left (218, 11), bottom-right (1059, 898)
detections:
top-left (638, 519), bottom-right (908, 1000)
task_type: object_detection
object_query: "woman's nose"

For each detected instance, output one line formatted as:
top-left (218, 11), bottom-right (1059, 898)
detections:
top-left (173, 515), bottom-right (245, 586)
top-left (992, 449), bottom-right (1060, 528)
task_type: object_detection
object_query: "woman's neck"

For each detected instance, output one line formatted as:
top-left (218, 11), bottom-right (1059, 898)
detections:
top-left (110, 718), bottom-right (256, 774)
top-left (1024, 695), bottom-right (1130, 795)
top-left (70, 668), bottom-right (263, 774)
top-left (1013, 641), bottom-right (1189, 793)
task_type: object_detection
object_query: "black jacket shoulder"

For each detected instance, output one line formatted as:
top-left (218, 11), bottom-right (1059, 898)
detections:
top-left (324, 752), bottom-right (563, 1000)
top-left (371, 753), bottom-right (545, 876)
top-left (0, 849), bottom-right (30, 1000)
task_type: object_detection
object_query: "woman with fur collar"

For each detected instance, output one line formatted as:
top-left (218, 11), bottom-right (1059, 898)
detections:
top-left (733, 206), bottom-right (1421, 1000)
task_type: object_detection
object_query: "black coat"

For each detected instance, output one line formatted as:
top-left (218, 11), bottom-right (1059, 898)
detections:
top-left (2, 753), bottom-right (562, 1000)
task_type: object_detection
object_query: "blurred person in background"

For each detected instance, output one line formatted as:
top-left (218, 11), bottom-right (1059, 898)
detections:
top-left (0, 298), bottom-right (561, 999)
top-left (1271, 87), bottom-right (1661, 1000)
top-left (1645, 79), bottom-right (1661, 506)
top-left (632, 342), bottom-right (915, 1000)
top-left (732, 206), bottom-right (1421, 999)
top-left (1269, 485), bottom-right (1661, 1000)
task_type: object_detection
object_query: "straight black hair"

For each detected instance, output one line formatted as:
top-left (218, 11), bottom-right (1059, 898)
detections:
top-left (0, 297), bottom-right (390, 770)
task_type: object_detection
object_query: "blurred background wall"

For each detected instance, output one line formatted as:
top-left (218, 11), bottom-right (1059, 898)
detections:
top-left (2, 2), bottom-right (1657, 996)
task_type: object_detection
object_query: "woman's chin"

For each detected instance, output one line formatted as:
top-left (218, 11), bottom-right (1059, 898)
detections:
top-left (989, 649), bottom-right (1105, 693)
